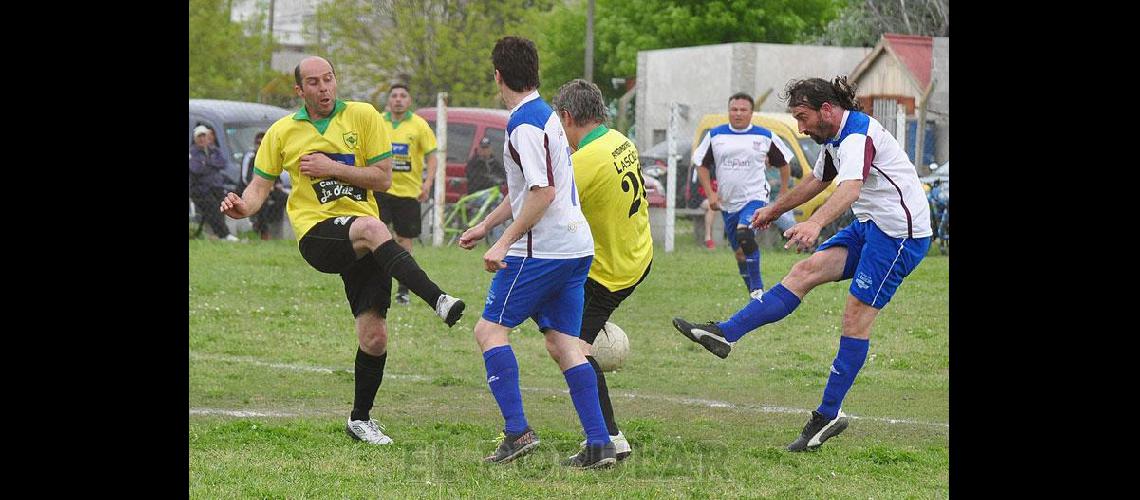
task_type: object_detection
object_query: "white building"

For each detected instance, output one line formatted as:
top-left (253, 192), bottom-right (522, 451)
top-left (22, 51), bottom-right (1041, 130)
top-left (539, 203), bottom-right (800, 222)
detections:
top-left (230, 0), bottom-right (325, 74)
top-left (635, 42), bottom-right (871, 152)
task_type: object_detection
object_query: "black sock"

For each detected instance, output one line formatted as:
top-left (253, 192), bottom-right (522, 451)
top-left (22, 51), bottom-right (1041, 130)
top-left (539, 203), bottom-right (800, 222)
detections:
top-left (372, 240), bottom-right (443, 308)
top-left (351, 349), bottom-right (387, 422)
top-left (586, 355), bottom-right (619, 435)
top-left (398, 284), bottom-right (408, 296)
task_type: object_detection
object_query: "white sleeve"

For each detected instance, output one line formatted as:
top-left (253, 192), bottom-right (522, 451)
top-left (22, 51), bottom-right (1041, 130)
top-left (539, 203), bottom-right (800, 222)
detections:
top-left (511, 124), bottom-right (551, 189)
top-left (691, 131), bottom-right (712, 167)
top-left (834, 134), bottom-right (872, 183)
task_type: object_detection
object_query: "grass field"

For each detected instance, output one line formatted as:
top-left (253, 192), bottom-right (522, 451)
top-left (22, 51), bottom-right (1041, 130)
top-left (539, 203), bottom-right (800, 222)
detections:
top-left (190, 238), bottom-right (949, 498)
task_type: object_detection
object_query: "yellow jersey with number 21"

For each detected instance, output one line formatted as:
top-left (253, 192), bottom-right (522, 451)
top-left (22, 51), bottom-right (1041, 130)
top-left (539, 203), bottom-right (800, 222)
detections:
top-left (571, 125), bottom-right (653, 291)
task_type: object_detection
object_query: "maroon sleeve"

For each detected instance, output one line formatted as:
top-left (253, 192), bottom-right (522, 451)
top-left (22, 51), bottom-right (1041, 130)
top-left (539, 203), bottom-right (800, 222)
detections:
top-left (767, 146), bottom-right (787, 167)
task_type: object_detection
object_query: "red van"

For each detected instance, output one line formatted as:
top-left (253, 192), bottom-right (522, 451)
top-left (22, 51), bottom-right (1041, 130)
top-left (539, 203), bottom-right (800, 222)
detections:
top-left (415, 107), bottom-right (509, 203)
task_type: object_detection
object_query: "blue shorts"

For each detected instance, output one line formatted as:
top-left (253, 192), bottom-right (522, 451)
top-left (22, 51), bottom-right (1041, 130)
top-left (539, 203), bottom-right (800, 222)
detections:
top-left (723, 200), bottom-right (767, 250)
top-left (816, 219), bottom-right (930, 309)
top-left (482, 255), bottom-right (593, 336)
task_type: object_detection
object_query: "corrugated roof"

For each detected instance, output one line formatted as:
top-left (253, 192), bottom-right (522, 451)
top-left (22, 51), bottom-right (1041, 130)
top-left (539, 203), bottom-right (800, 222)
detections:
top-left (883, 34), bottom-right (933, 89)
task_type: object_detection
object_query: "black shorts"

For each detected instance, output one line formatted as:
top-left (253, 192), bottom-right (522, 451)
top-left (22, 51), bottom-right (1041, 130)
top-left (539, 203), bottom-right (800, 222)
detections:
top-left (580, 262), bottom-right (652, 345)
top-left (375, 191), bottom-right (422, 238)
top-left (298, 216), bottom-right (391, 317)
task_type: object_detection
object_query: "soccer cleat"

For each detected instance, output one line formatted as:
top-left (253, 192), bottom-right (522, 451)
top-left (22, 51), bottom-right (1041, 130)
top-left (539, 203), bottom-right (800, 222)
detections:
top-left (750, 288), bottom-right (765, 301)
top-left (223, 234), bottom-right (240, 242)
top-left (395, 291), bottom-right (410, 306)
top-left (563, 441), bottom-right (617, 469)
top-left (435, 294), bottom-right (465, 327)
top-left (345, 418), bottom-right (393, 445)
top-left (786, 410), bottom-right (849, 452)
top-left (484, 428), bottom-right (541, 464)
top-left (571, 431), bottom-right (631, 462)
top-left (672, 317), bottom-right (733, 359)
top-left (704, 239), bottom-right (715, 249)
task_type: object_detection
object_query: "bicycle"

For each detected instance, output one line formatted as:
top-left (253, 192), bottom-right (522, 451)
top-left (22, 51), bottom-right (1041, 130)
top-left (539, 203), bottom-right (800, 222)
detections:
top-left (419, 186), bottom-right (504, 246)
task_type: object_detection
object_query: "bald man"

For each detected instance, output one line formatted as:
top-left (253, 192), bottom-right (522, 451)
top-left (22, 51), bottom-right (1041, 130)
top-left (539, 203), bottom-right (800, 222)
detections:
top-left (221, 56), bottom-right (466, 445)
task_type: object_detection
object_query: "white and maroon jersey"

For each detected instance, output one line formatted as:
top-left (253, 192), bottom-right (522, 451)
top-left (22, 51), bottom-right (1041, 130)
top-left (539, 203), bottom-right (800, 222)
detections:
top-left (813, 110), bottom-right (931, 239)
top-left (691, 124), bottom-right (792, 213)
top-left (502, 91), bottom-right (593, 259)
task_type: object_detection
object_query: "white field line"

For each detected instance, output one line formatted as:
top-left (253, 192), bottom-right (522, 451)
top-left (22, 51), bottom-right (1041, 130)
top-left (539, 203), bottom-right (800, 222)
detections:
top-left (190, 352), bottom-right (948, 430)
top-left (189, 408), bottom-right (302, 417)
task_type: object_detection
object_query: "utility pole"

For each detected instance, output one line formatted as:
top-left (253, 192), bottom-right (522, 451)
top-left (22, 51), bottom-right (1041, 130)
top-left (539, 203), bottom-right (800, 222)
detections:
top-left (584, 0), bottom-right (595, 82)
top-left (262, 0), bottom-right (275, 91)
top-left (915, 78), bottom-right (936, 174)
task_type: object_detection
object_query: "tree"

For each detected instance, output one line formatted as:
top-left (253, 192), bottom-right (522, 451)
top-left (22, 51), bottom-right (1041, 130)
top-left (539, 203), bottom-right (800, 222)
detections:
top-left (538, 0), bottom-right (844, 101)
top-left (813, 0), bottom-right (949, 47)
top-left (308, 0), bottom-right (556, 109)
top-left (189, 0), bottom-right (281, 101)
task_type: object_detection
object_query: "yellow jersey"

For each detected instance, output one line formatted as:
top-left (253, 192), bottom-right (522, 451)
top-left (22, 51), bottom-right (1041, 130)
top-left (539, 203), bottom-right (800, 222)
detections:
top-left (381, 111), bottom-right (438, 199)
top-left (572, 125), bottom-right (653, 291)
top-left (254, 100), bottom-right (392, 239)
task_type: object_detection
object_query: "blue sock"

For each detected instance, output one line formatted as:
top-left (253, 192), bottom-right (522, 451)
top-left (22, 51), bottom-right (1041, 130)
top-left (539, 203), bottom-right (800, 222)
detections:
top-left (817, 336), bottom-right (870, 420)
top-left (563, 363), bottom-right (611, 446)
top-left (718, 283), bottom-right (801, 342)
top-left (745, 249), bottom-right (764, 291)
top-left (483, 345), bottom-right (528, 434)
top-left (737, 261), bottom-right (750, 292)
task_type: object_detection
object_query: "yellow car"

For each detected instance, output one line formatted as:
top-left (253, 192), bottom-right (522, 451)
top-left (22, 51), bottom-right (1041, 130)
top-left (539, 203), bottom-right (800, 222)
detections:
top-left (690, 112), bottom-right (837, 224)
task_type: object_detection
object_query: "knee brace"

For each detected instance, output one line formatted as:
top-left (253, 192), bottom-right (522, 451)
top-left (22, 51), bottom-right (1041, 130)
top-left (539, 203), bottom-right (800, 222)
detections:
top-left (735, 227), bottom-right (758, 254)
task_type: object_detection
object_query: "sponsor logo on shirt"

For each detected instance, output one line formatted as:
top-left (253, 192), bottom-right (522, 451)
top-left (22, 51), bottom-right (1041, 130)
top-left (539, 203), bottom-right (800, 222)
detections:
top-left (392, 143), bottom-right (411, 172)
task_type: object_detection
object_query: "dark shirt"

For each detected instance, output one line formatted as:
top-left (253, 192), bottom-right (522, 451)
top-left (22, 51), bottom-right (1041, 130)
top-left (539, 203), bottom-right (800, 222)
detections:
top-left (465, 154), bottom-right (504, 194)
top-left (189, 144), bottom-right (227, 194)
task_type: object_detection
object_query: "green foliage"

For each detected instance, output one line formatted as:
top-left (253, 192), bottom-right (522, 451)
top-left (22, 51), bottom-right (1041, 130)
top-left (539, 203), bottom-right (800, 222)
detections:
top-left (539, 0), bottom-right (844, 101)
top-left (309, 0), bottom-right (556, 109)
top-left (189, 0), bottom-right (284, 101)
top-left (256, 73), bottom-right (302, 110)
top-left (813, 0), bottom-right (950, 47)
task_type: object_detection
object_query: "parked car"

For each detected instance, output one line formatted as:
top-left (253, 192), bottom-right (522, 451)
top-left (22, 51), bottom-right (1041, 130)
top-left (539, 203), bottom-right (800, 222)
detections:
top-left (415, 107), bottom-right (509, 203)
top-left (690, 112), bottom-right (836, 218)
top-left (189, 99), bottom-right (293, 236)
top-left (639, 137), bottom-right (693, 208)
top-left (189, 99), bottom-right (293, 194)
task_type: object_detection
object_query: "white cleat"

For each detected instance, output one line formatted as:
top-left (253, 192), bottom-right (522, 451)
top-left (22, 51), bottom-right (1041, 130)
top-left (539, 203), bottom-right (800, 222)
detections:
top-left (345, 418), bottom-right (393, 445)
top-left (435, 294), bottom-right (465, 327)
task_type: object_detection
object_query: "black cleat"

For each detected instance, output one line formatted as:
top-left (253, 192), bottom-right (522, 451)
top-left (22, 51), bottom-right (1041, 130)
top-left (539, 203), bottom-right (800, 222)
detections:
top-left (484, 428), bottom-right (541, 464)
top-left (672, 317), bottom-right (733, 359)
top-left (787, 410), bottom-right (849, 452)
top-left (563, 441), bottom-right (617, 469)
top-left (395, 291), bottom-right (410, 305)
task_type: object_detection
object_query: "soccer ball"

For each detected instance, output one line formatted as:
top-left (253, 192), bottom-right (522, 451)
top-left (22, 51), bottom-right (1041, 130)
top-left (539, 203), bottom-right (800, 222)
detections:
top-left (591, 321), bottom-right (630, 372)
